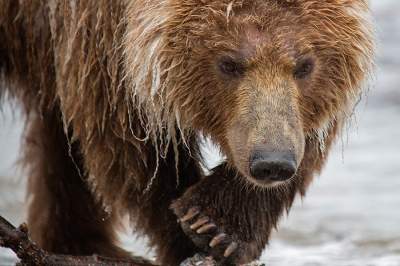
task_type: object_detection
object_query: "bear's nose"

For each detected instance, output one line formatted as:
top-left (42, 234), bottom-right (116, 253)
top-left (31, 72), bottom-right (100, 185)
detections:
top-left (249, 150), bottom-right (297, 182)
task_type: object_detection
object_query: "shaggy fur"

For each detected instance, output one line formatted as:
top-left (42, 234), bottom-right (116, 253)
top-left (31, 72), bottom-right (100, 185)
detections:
top-left (0, 1), bottom-right (373, 265)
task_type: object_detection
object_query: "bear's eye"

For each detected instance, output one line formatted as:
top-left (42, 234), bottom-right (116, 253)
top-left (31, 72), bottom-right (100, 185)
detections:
top-left (218, 57), bottom-right (245, 78)
top-left (293, 58), bottom-right (314, 80)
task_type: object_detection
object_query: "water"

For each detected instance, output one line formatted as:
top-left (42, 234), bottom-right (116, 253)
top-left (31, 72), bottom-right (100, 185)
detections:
top-left (1, 1), bottom-right (400, 265)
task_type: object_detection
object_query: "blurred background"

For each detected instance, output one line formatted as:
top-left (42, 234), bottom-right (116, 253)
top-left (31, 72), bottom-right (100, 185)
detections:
top-left (1, 1), bottom-right (399, 265)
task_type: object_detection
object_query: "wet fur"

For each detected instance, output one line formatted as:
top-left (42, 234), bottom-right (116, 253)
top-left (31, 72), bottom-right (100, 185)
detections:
top-left (0, 1), bottom-right (373, 265)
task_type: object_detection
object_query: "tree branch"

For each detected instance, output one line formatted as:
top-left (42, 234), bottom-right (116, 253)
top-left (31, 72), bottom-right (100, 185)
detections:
top-left (0, 215), bottom-right (155, 266)
top-left (0, 215), bottom-right (264, 266)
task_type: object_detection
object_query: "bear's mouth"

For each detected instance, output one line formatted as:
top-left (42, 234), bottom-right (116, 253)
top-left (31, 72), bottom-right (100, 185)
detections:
top-left (246, 173), bottom-right (296, 189)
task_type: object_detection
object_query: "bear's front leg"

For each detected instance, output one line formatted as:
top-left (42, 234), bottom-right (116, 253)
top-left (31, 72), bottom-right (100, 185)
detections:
top-left (171, 164), bottom-right (299, 265)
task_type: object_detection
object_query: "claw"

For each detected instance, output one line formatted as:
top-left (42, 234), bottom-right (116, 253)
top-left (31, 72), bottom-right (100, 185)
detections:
top-left (209, 233), bottom-right (226, 247)
top-left (224, 242), bottom-right (238, 257)
top-left (196, 223), bottom-right (217, 234)
top-left (190, 216), bottom-right (210, 230)
top-left (180, 207), bottom-right (200, 222)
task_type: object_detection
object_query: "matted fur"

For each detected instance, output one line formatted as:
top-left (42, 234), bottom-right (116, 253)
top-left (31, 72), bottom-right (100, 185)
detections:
top-left (1, 0), bottom-right (374, 265)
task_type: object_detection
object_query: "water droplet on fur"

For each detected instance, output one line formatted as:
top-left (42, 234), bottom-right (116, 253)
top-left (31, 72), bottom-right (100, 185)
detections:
top-left (103, 205), bottom-right (112, 220)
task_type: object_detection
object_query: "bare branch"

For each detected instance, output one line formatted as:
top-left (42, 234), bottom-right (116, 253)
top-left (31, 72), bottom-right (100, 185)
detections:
top-left (0, 215), bottom-right (154, 266)
top-left (0, 215), bottom-right (264, 266)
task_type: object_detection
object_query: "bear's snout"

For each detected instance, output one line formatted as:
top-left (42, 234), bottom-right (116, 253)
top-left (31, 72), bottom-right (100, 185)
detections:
top-left (249, 149), bottom-right (297, 183)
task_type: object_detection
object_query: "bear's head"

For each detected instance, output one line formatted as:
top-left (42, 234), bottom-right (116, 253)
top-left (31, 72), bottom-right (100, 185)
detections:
top-left (124, 0), bottom-right (374, 187)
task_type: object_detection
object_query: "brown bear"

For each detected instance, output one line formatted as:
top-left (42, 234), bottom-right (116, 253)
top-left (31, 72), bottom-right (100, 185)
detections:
top-left (0, 0), bottom-right (374, 265)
